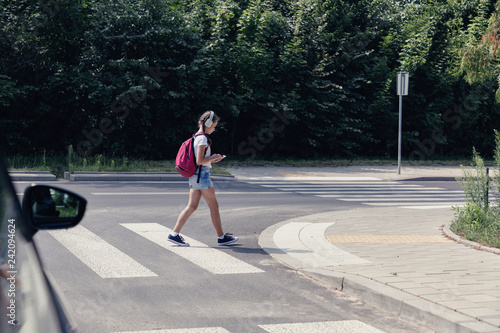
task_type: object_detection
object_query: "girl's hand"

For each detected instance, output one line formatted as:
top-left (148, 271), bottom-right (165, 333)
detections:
top-left (211, 154), bottom-right (224, 163)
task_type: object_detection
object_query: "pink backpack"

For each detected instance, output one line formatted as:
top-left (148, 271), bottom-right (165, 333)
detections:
top-left (175, 133), bottom-right (206, 180)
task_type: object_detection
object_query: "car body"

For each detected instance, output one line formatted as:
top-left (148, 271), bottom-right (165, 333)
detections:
top-left (0, 157), bottom-right (87, 332)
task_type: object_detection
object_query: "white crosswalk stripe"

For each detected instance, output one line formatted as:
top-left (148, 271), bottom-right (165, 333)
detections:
top-left (259, 320), bottom-right (386, 332)
top-left (91, 191), bottom-right (283, 195)
top-left (48, 225), bottom-right (158, 278)
top-left (247, 180), bottom-right (466, 208)
top-left (111, 320), bottom-right (386, 333)
top-left (48, 223), bottom-right (263, 278)
top-left (121, 223), bottom-right (265, 275)
top-left (113, 328), bottom-right (230, 333)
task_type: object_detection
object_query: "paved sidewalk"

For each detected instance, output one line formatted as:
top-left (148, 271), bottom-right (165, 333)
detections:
top-left (225, 164), bottom-right (466, 181)
top-left (227, 165), bottom-right (500, 333)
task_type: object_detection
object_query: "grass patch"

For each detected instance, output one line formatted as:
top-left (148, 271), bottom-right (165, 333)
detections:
top-left (451, 133), bottom-right (500, 250)
top-left (6, 152), bottom-right (484, 178)
top-left (451, 207), bottom-right (500, 248)
top-left (6, 150), bottom-right (230, 178)
top-left (4, 148), bottom-right (492, 179)
top-left (7, 152), bottom-right (56, 172)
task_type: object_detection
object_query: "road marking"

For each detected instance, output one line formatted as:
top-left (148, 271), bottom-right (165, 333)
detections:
top-left (281, 186), bottom-right (449, 191)
top-left (270, 186), bottom-right (458, 190)
top-left (259, 183), bottom-right (416, 186)
top-left (327, 197), bottom-right (463, 201)
top-left (111, 320), bottom-right (386, 333)
top-left (121, 223), bottom-right (264, 275)
top-left (400, 205), bottom-right (464, 209)
top-left (247, 179), bottom-right (467, 208)
top-left (112, 328), bottom-right (230, 333)
top-left (302, 192), bottom-right (464, 197)
top-left (92, 192), bottom-right (282, 196)
top-left (259, 320), bottom-right (386, 332)
top-left (275, 187), bottom-right (449, 192)
top-left (239, 176), bottom-right (382, 181)
top-left (326, 235), bottom-right (453, 243)
top-left (277, 188), bottom-right (436, 193)
top-left (48, 226), bottom-right (157, 278)
top-left (246, 181), bottom-right (392, 187)
top-left (365, 201), bottom-right (463, 205)
top-left (273, 222), bottom-right (369, 267)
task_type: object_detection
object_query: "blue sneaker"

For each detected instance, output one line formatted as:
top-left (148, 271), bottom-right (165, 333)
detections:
top-left (168, 234), bottom-right (190, 246)
top-left (218, 233), bottom-right (239, 246)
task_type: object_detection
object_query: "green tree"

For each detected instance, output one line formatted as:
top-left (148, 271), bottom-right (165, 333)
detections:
top-left (385, 0), bottom-right (500, 159)
top-left (2, 0), bottom-right (500, 162)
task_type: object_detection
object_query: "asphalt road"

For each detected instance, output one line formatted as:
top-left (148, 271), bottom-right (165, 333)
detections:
top-left (12, 177), bottom-right (455, 333)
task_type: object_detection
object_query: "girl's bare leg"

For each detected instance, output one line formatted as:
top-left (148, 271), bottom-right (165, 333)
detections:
top-left (173, 189), bottom-right (202, 233)
top-left (201, 187), bottom-right (223, 237)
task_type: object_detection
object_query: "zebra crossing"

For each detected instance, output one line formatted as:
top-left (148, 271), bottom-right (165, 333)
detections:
top-left (121, 223), bottom-right (264, 274)
top-left (46, 226), bottom-right (391, 333)
top-left (246, 179), bottom-right (466, 208)
top-left (112, 320), bottom-right (386, 333)
top-left (48, 223), bottom-right (264, 278)
top-left (49, 225), bottom-right (158, 278)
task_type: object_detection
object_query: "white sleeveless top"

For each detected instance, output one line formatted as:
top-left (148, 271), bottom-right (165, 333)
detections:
top-left (193, 134), bottom-right (211, 168)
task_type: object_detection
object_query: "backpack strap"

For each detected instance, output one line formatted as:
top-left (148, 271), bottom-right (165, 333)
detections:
top-left (193, 133), bottom-right (208, 184)
top-left (196, 165), bottom-right (203, 183)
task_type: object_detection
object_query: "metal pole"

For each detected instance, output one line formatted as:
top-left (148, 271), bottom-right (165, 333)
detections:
top-left (396, 71), bottom-right (408, 175)
top-left (398, 91), bottom-right (402, 175)
top-left (486, 167), bottom-right (489, 209)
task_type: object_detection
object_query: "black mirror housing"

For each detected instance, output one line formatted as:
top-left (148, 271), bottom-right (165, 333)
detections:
top-left (22, 185), bottom-right (87, 231)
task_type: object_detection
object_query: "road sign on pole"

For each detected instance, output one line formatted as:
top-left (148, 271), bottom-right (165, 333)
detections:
top-left (397, 71), bottom-right (409, 175)
top-left (397, 71), bottom-right (409, 96)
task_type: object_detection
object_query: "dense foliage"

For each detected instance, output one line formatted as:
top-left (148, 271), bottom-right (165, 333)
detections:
top-left (2, 0), bottom-right (500, 161)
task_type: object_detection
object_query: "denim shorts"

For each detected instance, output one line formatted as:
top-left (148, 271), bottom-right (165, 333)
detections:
top-left (189, 166), bottom-right (213, 190)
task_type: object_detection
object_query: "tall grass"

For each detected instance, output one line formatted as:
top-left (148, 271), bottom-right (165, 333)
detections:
top-left (6, 145), bottom-right (230, 177)
top-left (452, 130), bottom-right (500, 249)
top-left (7, 150), bottom-right (55, 171)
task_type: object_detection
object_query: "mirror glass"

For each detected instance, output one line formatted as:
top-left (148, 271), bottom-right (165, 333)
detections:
top-left (32, 187), bottom-right (81, 218)
top-left (26, 186), bottom-right (86, 230)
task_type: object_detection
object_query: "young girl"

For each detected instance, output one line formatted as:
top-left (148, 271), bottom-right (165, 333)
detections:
top-left (168, 111), bottom-right (239, 247)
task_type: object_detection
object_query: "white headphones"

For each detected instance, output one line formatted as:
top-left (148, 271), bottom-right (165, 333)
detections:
top-left (204, 111), bottom-right (215, 127)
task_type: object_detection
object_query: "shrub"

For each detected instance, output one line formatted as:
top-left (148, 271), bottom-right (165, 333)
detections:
top-left (452, 131), bottom-right (500, 248)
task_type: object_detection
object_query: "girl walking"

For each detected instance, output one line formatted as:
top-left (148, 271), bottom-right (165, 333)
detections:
top-left (168, 111), bottom-right (239, 247)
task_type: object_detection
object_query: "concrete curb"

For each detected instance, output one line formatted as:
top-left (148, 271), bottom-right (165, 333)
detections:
top-left (9, 171), bottom-right (235, 182)
top-left (68, 171), bottom-right (183, 181)
top-left (259, 220), bottom-right (500, 333)
top-left (68, 172), bottom-right (235, 182)
top-left (9, 171), bottom-right (57, 181)
top-left (301, 268), bottom-right (498, 333)
top-left (443, 225), bottom-right (500, 256)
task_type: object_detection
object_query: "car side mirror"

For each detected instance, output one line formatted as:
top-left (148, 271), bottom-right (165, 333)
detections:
top-left (22, 185), bottom-right (87, 231)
